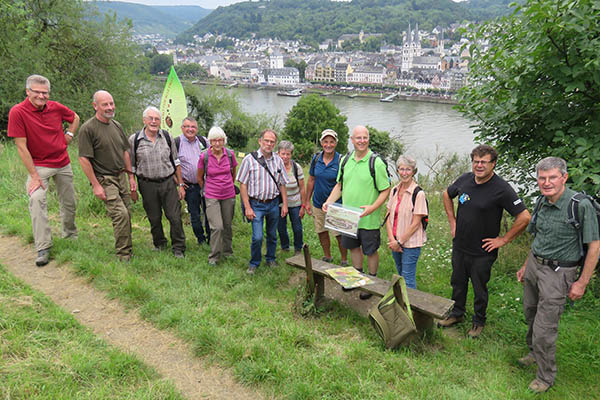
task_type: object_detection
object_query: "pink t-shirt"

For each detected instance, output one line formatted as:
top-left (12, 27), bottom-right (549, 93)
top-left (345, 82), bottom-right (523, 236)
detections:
top-left (198, 148), bottom-right (238, 199)
top-left (386, 181), bottom-right (427, 248)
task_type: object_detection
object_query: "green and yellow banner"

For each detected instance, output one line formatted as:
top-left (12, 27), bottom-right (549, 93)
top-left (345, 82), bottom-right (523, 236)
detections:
top-left (160, 66), bottom-right (187, 137)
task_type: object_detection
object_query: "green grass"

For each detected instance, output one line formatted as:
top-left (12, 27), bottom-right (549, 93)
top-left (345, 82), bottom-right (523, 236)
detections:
top-left (1, 140), bottom-right (599, 399)
top-left (0, 263), bottom-right (183, 399)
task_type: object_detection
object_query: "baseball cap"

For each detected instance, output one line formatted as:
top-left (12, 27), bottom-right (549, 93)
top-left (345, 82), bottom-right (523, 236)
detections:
top-left (320, 129), bottom-right (338, 141)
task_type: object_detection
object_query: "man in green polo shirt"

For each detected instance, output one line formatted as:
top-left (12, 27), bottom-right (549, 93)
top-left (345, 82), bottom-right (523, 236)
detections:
top-left (323, 125), bottom-right (391, 299)
top-left (516, 157), bottom-right (599, 393)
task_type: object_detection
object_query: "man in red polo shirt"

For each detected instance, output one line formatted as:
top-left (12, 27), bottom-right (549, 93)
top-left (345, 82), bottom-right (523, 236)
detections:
top-left (8, 75), bottom-right (80, 266)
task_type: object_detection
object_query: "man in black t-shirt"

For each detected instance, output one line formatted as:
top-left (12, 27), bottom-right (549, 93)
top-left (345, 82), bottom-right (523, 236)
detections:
top-left (439, 145), bottom-right (530, 338)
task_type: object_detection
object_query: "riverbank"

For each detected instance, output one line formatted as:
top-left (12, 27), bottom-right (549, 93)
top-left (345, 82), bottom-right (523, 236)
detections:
top-left (189, 79), bottom-right (458, 105)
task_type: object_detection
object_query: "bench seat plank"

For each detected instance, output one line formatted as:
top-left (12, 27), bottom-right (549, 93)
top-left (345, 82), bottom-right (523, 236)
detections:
top-left (286, 254), bottom-right (453, 320)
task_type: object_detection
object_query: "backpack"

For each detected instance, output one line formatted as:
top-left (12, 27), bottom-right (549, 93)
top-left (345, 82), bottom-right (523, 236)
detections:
top-left (339, 151), bottom-right (390, 192)
top-left (132, 129), bottom-right (176, 175)
top-left (382, 185), bottom-right (429, 230)
top-left (531, 191), bottom-right (600, 263)
top-left (368, 274), bottom-right (417, 349)
top-left (174, 135), bottom-right (208, 152)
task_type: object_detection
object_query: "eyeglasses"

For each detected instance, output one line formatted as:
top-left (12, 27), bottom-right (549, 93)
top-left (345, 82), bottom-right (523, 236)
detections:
top-left (182, 125), bottom-right (197, 130)
top-left (398, 168), bottom-right (413, 173)
top-left (28, 89), bottom-right (50, 97)
top-left (472, 160), bottom-right (492, 166)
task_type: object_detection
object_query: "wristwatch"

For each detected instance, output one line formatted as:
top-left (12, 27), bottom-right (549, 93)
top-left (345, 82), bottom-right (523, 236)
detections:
top-left (178, 183), bottom-right (185, 187)
top-left (65, 131), bottom-right (74, 137)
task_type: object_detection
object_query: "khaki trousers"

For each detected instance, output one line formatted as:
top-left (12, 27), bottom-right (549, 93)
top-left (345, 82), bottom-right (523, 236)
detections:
top-left (205, 197), bottom-right (235, 263)
top-left (97, 173), bottom-right (132, 256)
top-left (522, 251), bottom-right (579, 386)
top-left (27, 164), bottom-right (77, 251)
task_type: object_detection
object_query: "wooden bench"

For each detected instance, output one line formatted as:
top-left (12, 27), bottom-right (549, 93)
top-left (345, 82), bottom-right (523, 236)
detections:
top-left (286, 248), bottom-right (454, 332)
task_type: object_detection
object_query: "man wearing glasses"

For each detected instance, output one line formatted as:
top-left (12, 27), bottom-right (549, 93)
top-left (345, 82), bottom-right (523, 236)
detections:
top-left (8, 75), bottom-right (80, 267)
top-left (439, 144), bottom-right (530, 338)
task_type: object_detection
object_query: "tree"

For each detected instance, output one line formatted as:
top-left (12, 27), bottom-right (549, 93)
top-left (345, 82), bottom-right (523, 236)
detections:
top-left (149, 54), bottom-right (174, 75)
top-left (366, 125), bottom-right (404, 164)
top-left (284, 59), bottom-right (307, 82)
top-left (176, 63), bottom-right (209, 80)
top-left (0, 0), bottom-right (146, 134)
top-left (457, 0), bottom-right (600, 195)
top-left (283, 94), bottom-right (348, 163)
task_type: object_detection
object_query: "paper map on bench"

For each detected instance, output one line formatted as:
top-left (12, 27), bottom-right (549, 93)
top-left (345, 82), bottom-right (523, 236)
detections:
top-left (326, 267), bottom-right (374, 289)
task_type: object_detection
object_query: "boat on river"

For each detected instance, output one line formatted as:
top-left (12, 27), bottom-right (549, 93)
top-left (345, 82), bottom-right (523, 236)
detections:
top-left (277, 89), bottom-right (302, 97)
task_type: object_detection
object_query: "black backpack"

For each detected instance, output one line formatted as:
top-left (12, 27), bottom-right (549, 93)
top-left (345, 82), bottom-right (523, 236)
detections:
top-left (531, 191), bottom-right (600, 263)
top-left (339, 151), bottom-right (390, 192)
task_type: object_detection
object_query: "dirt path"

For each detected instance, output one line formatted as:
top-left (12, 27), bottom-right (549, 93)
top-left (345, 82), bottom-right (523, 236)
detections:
top-left (0, 235), bottom-right (266, 400)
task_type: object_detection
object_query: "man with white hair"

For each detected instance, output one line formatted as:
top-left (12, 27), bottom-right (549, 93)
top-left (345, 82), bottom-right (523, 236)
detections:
top-left (129, 106), bottom-right (186, 258)
top-left (516, 156), bottom-right (599, 393)
top-left (8, 74), bottom-right (80, 266)
top-left (78, 90), bottom-right (137, 261)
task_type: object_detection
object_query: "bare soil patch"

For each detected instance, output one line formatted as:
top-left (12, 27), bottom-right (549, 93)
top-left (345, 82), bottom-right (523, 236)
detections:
top-left (0, 235), bottom-right (266, 400)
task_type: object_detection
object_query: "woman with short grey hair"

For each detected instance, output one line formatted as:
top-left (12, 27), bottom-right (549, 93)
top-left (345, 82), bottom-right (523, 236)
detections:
top-left (385, 155), bottom-right (427, 289)
top-left (198, 126), bottom-right (238, 265)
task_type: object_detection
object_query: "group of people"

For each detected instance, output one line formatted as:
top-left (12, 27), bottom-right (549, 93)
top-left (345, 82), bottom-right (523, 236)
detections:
top-left (8, 75), bottom-right (598, 394)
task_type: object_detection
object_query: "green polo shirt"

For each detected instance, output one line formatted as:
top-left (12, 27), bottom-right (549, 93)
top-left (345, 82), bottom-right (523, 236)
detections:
top-left (337, 150), bottom-right (390, 229)
top-left (529, 187), bottom-right (600, 261)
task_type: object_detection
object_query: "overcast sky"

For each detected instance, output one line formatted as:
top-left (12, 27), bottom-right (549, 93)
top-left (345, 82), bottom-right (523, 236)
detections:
top-left (111, 0), bottom-right (246, 8)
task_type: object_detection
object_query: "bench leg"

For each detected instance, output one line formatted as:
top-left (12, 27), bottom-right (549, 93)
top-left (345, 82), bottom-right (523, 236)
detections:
top-left (413, 310), bottom-right (433, 333)
top-left (314, 275), bottom-right (325, 305)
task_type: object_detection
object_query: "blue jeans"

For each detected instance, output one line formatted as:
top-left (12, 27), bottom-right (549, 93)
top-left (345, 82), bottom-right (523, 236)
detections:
top-left (184, 184), bottom-right (206, 244)
top-left (391, 247), bottom-right (422, 289)
top-left (277, 205), bottom-right (303, 251)
top-left (250, 198), bottom-right (280, 267)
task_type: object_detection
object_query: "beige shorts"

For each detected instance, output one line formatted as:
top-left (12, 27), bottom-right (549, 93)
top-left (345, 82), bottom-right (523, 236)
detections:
top-left (312, 205), bottom-right (340, 236)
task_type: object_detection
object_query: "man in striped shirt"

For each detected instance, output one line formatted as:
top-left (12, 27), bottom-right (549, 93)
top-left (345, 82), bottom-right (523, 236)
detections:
top-left (237, 130), bottom-right (289, 274)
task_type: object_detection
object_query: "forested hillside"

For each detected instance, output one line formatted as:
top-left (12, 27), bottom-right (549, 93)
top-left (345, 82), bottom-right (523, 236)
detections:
top-left (177, 0), bottom-right (515, 45)
top-left (88, 1), bottom-right (211, 37)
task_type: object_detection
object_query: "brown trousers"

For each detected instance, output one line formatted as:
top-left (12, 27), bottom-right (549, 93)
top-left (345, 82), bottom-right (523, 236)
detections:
top-left (98, 173), bottom-right (132, 257)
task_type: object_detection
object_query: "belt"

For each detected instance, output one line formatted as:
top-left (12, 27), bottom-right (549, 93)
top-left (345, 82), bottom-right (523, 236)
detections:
top-left (250, 196), bottom-right (278, 203)
top-left (183, 181), bottom-right (199, 186)
top-left (137, 173), bottom-right (174, 184)
top-left (533, 254), bottom-right (579, 271)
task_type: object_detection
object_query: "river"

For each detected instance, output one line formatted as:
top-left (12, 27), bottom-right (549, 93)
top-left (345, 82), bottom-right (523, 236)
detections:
top-left (228, 87), bottom-right (476, 172)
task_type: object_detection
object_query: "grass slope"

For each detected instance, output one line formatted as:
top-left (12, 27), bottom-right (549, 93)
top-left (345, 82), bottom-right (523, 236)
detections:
top-left (0, 140), bottom-right (598, 399)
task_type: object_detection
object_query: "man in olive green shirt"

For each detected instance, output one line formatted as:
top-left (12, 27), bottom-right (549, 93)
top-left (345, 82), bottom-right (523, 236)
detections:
top-left (323, 126), bottom-right (391, 299)
top-left (516, 157), bottom-right (599, 393)
top-left (78, 90), bottom-right (137, 261)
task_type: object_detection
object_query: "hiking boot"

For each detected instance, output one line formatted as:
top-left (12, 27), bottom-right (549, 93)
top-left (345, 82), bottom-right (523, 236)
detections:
top-left (173, 250), bottom-right (185, 259)
top-left (35, 249), bottom-right (50, 267)
top-left (437, 315), bottom-right (464, 328)
top-left (247, 266), bottom-right (257, 275)
top-left (208, 260), bottom-right (217, 266)
top-left (294, 249), bottom-right (302, 256)
top-left (467, 324), bottom-right (484, 338)
top-left (321, 256), bottom-right (333, 263)
top-left (528, 379), bottom-right (550, 393)
top-left (118, 254), bottom-right (132, 262)
top-left (518, 352), bottom-right (537, 367)
top-left (340, 260), bottom-right (349, 267)
top-left (359, 292), bottom-right (373, 300)
top-left (266, 260), bottom-right (278, 268)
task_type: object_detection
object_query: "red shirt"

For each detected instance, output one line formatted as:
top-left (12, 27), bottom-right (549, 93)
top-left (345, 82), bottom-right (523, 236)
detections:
top-left (8, 99), bottom-right (76, 168)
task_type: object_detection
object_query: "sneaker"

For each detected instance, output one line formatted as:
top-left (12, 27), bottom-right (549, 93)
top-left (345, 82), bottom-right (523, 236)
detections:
top-left (281, 247), bottom-right (290, 253)
top-left (247, 266), bottom-right (257, 275)
top-left (437, 315), bottom-right (464, 328)
top-left (208, 260), bottom-right (217, 266)
top-left (153, 244), bottom-right (167, 251)
top-left (266, 260), bottom-right (278, 268)
top-left (173, 250), bottom-right (185, 259)
top-left (359, 292), bottom-right (373, 300)
top-left (340, 260), bottom-right (349, 267)
top-left (518, 352), bottom-right (537, 367)
top-left (528, 379), bottom-right (550, 393)
top-left (321, 256), bottom-right (333, 263)
top-left (467, 324), bottom-right (484, 338)
top-left (35, 249), bottom-right (50, 267)
top-left (294, 249), bottom-right (302, 256)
